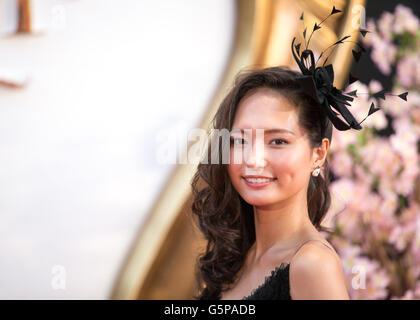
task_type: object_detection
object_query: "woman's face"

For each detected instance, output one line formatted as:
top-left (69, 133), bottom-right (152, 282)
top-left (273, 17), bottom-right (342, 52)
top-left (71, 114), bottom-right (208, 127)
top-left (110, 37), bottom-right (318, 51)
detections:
top-left (227, 87), bottom-right (327, 207)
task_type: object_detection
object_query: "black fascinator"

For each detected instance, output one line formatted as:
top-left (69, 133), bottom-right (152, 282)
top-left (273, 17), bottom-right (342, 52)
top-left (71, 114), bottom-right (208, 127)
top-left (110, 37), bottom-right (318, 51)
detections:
top-left (291, 6), bottom-right (408, 131)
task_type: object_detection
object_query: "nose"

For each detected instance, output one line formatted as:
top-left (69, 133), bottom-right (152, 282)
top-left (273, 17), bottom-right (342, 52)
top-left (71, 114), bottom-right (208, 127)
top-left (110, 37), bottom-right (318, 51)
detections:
top-left (244, 139), bottom-right (266, 168)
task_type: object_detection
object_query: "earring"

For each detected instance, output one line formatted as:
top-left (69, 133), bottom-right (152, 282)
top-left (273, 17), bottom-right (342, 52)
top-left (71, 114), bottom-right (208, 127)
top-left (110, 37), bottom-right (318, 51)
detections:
top-left (312, 167), bottom-right (320, 177)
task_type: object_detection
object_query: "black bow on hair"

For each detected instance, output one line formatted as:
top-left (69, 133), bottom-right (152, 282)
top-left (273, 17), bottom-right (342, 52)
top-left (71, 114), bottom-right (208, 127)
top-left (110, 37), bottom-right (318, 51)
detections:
top-left (291, 6), bottom-right (408, 132)
top-left (291, 37), bottom-right (361, 131)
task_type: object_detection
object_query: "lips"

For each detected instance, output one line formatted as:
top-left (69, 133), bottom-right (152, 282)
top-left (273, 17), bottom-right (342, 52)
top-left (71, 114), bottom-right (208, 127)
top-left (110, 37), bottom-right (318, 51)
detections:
top-left (242, 176), bottom-right (277, 187)
top-left (243, 175), bottom-right (275, 179)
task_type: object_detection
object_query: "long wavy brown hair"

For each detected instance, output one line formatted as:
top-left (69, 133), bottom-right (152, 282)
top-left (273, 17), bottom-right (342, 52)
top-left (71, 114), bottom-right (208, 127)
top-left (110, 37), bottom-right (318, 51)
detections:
top-left (189, 66), bottom-right (334, 300)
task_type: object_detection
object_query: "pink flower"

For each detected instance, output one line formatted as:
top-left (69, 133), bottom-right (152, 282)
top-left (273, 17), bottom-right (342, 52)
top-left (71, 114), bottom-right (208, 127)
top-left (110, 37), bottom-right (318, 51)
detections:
top-left (329, 182), bottom-right (363, 241)
top-left (364, 196), bottom-right (398, 241)
top-left (360, 138), bottom-right (402, 177)
top-left (345, 81), bottom-right (370, 105)
top-left (330, 126), bottom-right (358, 153)
top-left (362, 104), bottom-right (388, 130)
top-left (391, 141), bottom-right (419, 196)
top-left (330, 180), bottom-right (379, 242)
top-left (377, 11), bottom-right (394, 41)
top-left (397, 54), bottom-right (420, 88)
top-left (369, 79), bottom-right (383, 93)
top-left (330, 178), bottom-right (355, 205)
top-left (354, 163), bottom-right (375, 187)
top-left (351, 181), bottom-right (376, 213)
top-left (393, 170), bottom-right (417, 196)
top-left (340, 244), bottom-right (363, 274)
top-left (416, 58), bottom-right (420, 87)
top-left (354, 80), bottom-right (388, 129)
top-left (381, 90), bottom-right (412, 117)
top-left (346, 255), bottom-right (390, 299)
top-left (330, 151), bottom-right (353, 177)
top-left (378, 188), bottom-right (399, 216)
top-left (369, 269), bottom-right (391, 299)
top-left (408, 94), bottom-right (420, 125)
top-left (410, 217), bottom-right (420, 264)
top-left (361, 19), bottom-right (377, 47)
top-left (324, 193), bottom-right (346, 228)
top-left (371, 38), bottom-right (397, 75)
top-left (360, 17), bottom-right (397, 74)
top-left (334, 208), bottom-right (361, 241)
top-left (394, 4), bottom-right (420, 34)
top-left (399, 202), bottom-right (420, 225)
top-left (389, 117), bottom-right (420, 191)
top-left (403, 92), bottom-right (420, 129)
top-left (358, 140), bottom-right (376, 166)
top-left (362, 192), bottom-right (382, 216)
top-left (392, 114), bottom-right (417, 140)
top-left (389, 222), bottom-right (416, 251)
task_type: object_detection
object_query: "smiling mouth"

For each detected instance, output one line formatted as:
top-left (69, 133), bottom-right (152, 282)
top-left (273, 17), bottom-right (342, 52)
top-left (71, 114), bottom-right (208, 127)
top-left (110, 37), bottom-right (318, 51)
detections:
top-left (242, 176), bottom-right (277, 187)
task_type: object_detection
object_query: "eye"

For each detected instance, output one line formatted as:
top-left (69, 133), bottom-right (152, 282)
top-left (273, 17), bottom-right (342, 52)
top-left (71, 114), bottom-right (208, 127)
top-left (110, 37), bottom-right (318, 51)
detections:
top-left (269, 139), bottom-right (288, 146)
top-left (230, 137), bottom-right (246, 145)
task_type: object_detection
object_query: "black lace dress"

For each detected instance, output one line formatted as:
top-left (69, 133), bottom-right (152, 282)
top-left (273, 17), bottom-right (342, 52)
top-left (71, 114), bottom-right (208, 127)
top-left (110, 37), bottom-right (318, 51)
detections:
top-left (241, 262), bottom-right (291, 300)
top-left (202, 239), bottom-right (333, 300)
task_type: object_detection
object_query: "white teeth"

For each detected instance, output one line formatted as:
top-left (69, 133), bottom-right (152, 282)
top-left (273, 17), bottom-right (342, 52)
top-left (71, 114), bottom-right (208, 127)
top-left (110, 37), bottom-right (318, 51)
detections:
top-left (245, 178), bottom-right (274, 183)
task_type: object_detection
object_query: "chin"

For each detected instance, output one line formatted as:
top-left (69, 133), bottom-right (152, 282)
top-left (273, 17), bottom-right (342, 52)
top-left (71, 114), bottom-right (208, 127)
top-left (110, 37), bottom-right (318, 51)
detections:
top-left (241, 194), bottom-right (278, 207)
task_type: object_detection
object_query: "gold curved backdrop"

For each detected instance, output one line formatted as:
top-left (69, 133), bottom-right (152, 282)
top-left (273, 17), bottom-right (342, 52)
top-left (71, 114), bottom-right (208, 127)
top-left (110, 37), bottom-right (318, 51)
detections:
top-left (110, 0), bottom-right (365, 300)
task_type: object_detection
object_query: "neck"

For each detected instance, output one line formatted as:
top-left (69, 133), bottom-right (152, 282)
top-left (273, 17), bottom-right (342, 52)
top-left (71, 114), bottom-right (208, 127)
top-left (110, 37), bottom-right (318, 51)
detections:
top-left (250, 189), bottom-right (317, 264)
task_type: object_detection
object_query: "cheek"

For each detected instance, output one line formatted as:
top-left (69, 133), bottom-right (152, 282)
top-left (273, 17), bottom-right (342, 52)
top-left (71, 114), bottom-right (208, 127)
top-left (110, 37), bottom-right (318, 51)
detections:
top-left (227, 163), bottom-right (241, 183)
top-left (271, 151), bottom-right (309, 182)
top-left (227, 147), bottom-right (244, 178)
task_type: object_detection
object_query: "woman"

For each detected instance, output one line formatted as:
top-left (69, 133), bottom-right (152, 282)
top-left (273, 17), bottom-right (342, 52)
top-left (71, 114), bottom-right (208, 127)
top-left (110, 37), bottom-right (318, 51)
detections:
top-left (190, 66), bottom-right (350, 300)
top-left (189, 3), bottom-right (409, 301)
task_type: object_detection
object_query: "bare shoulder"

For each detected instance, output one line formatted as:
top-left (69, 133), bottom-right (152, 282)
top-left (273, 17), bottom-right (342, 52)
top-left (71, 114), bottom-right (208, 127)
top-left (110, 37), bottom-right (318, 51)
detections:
top-left (289, 239), bottom-right (350, 300)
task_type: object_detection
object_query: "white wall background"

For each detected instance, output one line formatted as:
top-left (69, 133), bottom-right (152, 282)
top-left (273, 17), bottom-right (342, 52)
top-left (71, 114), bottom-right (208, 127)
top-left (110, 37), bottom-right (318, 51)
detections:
top-left (0, 0), bottom-right (235, 299)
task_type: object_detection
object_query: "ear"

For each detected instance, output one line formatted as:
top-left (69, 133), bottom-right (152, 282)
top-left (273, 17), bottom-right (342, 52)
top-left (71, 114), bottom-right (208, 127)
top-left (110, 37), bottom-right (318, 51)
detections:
top-left (311, 138), bottom-right (329, 169)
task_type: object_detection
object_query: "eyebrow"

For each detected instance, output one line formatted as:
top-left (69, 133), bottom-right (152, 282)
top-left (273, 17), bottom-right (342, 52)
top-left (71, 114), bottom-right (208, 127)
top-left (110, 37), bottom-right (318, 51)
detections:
top-left (231, 128), bottom-right (295, 136)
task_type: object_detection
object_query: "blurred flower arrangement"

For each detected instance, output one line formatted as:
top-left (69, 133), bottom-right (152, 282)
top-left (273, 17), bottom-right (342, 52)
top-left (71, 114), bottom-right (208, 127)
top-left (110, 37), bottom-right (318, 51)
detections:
top-left (324, 4), bottom-right (420, 300)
